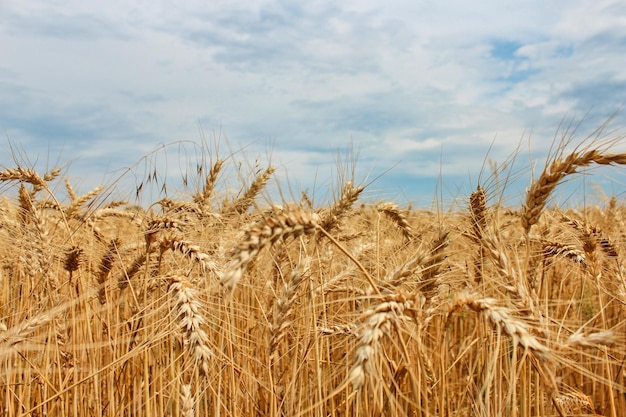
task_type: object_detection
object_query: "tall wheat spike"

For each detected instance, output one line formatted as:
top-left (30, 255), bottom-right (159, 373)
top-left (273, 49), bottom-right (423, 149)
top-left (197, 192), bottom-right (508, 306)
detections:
top-left (223, 166), bottom-right (276, 215)
top-left (319, 181), bottom-right (364, 232)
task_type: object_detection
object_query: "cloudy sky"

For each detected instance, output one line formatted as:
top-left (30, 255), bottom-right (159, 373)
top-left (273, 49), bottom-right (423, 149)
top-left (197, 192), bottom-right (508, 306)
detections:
top-left (2, 0), bottom-right (626, 207)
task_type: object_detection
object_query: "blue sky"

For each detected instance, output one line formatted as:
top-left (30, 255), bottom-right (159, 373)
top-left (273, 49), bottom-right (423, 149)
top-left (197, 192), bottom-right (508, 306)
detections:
top-left (2, 0), bottom-right (626, 207)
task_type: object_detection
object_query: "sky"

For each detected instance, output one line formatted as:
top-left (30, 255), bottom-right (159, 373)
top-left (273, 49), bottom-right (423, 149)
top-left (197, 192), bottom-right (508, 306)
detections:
top-left (2, 0), bottom-right (626, 208)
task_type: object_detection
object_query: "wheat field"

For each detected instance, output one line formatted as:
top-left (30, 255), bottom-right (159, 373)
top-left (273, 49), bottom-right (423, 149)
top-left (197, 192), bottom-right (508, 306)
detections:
top-left (0, 133), bottom-right (625, 416)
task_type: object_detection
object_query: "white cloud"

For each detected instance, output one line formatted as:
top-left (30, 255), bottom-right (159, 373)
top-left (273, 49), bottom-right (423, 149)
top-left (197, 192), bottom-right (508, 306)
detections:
top-left (1, 0), bottom-right (625, 204)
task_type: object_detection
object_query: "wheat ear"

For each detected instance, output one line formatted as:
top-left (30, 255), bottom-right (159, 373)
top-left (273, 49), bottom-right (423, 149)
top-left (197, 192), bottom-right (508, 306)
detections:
top-left (554, 391), bottom-right (595, 415)
top-left (448, 293), bottom-right (550, 360)
top-left (269, 264), bottom-right (307, 364)
top-left (522, 150), bottom-right (626, 233)
top-left (0, 312), bottom-right (51, 352)
top-left (221, 206), bottom-right (317, 291)
top-left (481, 231), bottom-right (543, 324)
top-left (169, 275), bottom-right (212, 376)
top-left (566, 329), bottom-right (616, 348)
top-left (348, 293), bottom-right (417, 389)
top-left (384, 250), bottom-right (428, 288)
top-left (118, 252), bottom-right (147, 290)
top-left (97, 239), bottom-right (119, 304)
top-left (65, 185), bottom-right (104, 218)
top-left (468, 185), bottom-right (488, 284)
top-left (18, 183), bottom-right (35, 225)
top-left (179, 383), bottom-right (195, 417)
top-left (449, 294), bottom-right (565, 417)
top-left (543, 241), bottom-right (587, 266)
top-left (159, 234), bottom-right (217, 273)
top-left (0, 167), bottom-right (48, 188)
top-left (194, 158), bottom-right (224, 208)
top-left (223, 166), bottom-right (276, 215)
top-left (469, 185), bottom-right (487, 241)
top-left (63, 246), bottom-right (83, 287)
top-left (318, 181), bottom-right (364, 232)
top-left (419, 232), bottom-right (448, 299)
top-left (377, 202), bottom-right (412, 239)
